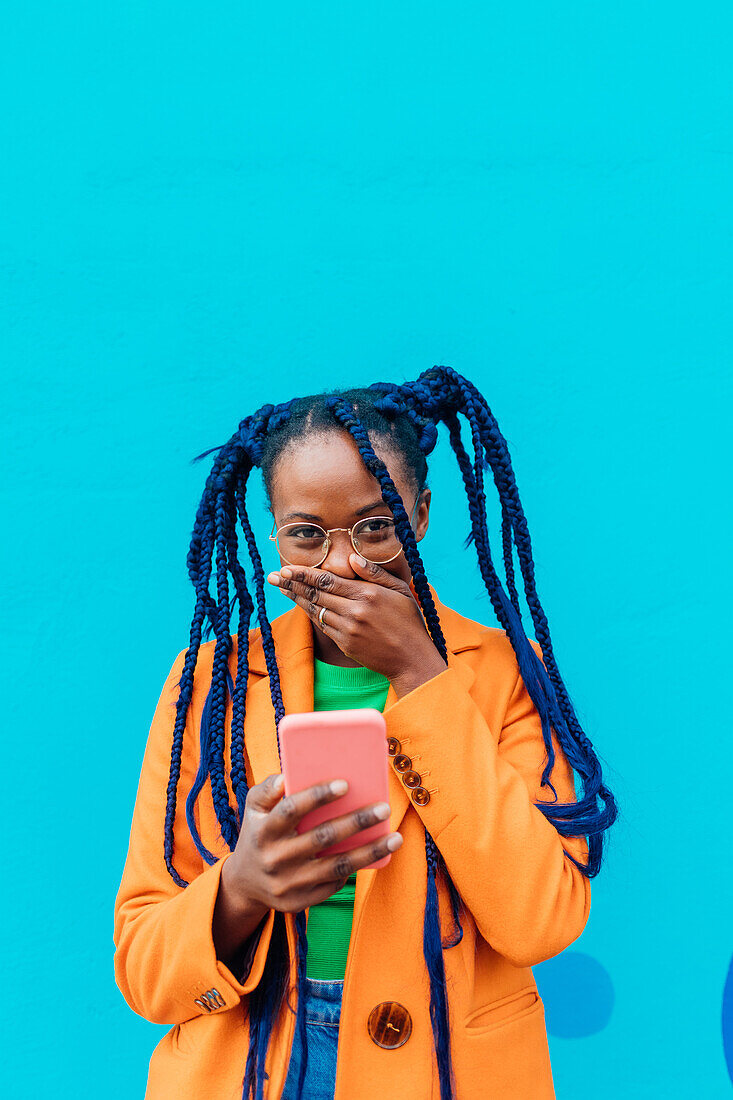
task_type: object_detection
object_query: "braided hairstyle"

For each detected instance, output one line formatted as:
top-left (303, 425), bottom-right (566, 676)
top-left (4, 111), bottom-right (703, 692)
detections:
top-left (164, 366), bottom-right (618, 1100)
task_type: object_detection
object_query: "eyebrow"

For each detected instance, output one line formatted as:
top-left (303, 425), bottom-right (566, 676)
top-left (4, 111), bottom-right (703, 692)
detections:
top-left (280, 500), bottom-right (388, 523)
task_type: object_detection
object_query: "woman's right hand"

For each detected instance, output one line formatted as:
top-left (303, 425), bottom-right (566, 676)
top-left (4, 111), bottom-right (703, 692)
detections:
top-left (227, 773), bottom-right (403, 914)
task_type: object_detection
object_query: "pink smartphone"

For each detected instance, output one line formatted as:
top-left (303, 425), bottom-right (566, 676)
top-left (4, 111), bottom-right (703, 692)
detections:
top-left (278, 708), bottom-right (392, 870)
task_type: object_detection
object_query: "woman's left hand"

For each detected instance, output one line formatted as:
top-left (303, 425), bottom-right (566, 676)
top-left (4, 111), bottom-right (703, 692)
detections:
top-left (266, 554), bottom-right (448, 696)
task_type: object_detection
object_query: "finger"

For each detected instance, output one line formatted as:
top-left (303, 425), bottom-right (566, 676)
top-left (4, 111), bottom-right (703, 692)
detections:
top-left (271, 575), bottom-right (353, 616)
top-left (245, 773), bottom-right (286, 814)
top-left (349, 553), bottom-right (413, 595)
top-left (269, 566), bottom-right (363, 601)
top-left (274, 829), bottom-right (403, 912)
top-left (265, 778), bottom-right (350, 838)
top-left (287, 799), bottom-right (392, 861)
top-left (319, 830), bottom-right (403, 882)
top-left (279, 588), bottom-right (351, 635)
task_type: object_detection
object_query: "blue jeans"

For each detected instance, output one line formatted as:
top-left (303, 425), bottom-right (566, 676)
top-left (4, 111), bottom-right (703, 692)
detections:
top-left (280, 977), bottom-right (344, 1100)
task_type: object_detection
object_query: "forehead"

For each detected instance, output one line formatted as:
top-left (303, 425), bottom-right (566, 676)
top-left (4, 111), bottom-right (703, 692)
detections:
top-left (270, 431), bottom-right (408, 510)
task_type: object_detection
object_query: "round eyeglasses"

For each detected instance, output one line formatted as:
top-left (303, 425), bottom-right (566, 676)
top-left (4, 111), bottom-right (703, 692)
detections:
top-left (269, 498), bottom-right (420, 568)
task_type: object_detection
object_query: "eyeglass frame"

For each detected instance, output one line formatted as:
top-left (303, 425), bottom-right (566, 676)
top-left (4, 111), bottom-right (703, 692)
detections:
top-left (268, 494), bottom-right (422, 568)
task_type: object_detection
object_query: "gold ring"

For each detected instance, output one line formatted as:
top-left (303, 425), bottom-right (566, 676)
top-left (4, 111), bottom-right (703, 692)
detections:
top-left (317, 605), bottom-right (327, 630)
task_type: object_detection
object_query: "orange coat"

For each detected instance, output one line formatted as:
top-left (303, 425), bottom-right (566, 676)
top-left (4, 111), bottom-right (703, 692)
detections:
top-left (113, 583), bottom-right (590, 1100)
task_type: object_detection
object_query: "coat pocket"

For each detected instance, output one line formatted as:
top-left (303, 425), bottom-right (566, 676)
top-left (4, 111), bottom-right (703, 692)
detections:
top-left (464, 985), bottom-right (541, 1035)
top-left (171, 1022), bottom-right (190, 1055)
top-left (173, 1017), bottom-right (202, 1056)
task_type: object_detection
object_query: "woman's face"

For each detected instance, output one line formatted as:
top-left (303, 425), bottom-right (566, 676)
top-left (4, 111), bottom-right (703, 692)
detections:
top-left (268, 430), bottom-right (431, 587)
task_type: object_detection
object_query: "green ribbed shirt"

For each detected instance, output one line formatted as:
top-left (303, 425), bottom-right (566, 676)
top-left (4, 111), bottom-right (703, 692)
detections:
top-left (305, 657), bottom-right (391, 979)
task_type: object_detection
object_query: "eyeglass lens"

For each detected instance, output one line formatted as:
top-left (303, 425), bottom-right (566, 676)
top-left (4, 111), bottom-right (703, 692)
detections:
top-left (276, 517), bottom-right (402, 566)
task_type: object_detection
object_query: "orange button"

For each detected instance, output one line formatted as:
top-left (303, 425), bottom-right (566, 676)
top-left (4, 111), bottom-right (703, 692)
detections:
top-left (367, 1001), bottom-right (413, 1048)
top-left (411, 787), bottom-right (431, 805)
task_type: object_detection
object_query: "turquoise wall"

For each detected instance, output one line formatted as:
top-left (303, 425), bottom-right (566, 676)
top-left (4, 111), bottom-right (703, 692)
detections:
top-left (3, 2), bottom-right (731, 1096)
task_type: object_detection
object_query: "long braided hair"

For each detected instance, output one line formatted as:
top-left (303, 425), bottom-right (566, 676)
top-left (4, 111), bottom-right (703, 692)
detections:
top-left (163, 366), bottom-right (618, 1100)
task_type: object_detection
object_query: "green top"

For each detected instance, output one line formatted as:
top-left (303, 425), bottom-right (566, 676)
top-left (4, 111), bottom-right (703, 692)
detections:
top-left (305, 657), bottom-right (391, 980)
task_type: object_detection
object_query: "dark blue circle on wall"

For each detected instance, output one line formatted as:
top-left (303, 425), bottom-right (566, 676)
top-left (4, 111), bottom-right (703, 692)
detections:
top-left (722, 953), bottom-right (733, 1085)
top-left (535, 951), bottom-right (614, 1039)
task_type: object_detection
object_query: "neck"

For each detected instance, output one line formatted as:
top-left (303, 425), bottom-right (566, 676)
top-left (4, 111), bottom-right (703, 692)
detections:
top-left (311, 625), bottom-right (361, 667)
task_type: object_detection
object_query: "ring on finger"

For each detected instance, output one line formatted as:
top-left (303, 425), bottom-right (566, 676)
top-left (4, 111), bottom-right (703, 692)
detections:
top-left (317, 605), bottom-right (328, 630)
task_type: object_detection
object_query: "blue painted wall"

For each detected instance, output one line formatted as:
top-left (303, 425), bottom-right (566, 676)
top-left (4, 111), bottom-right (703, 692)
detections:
top-left (3, 2), bottom-right (731, 1096)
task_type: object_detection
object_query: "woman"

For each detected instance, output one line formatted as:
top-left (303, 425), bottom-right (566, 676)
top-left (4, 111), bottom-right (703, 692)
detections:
top-left (113, 366), bottom-right (617, 1100)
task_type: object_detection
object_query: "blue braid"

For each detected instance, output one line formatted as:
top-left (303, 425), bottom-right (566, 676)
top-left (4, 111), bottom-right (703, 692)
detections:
top-left (161, 397), bottom-right (309, 1100)
top-left (324, 394), bottom-right (458, 1100)
top-left (235, 445), bottom-right (311, 1099)
top-left (164, 486), bottom-right (220, 886)
top-left (376, 367), bottom-right (618, 870)
top-left (445, 403), bottom-right (567, 807)
top-left (235, 403), bottom-right (311, 1100)
top-left (369, 382), bottom-right (440, 456)
top-left (424, 839), bottom-right (458, 1099)
top-left (190, 462), bottom-right (244, 856)
top-left (444, 385), bottom-right (563, 796)
top-left (185, 463), bottom-right (255, 854)
top-left (223, 491), bottom-right (256, 830)
top-left (324, 394), bottom-right (447, 658)
top-left (205, 476), bottom-right (240, 851)
top-left (501, 500), bottom-right (522, 617)
top-left (446, 370), bottom-right (616, 846)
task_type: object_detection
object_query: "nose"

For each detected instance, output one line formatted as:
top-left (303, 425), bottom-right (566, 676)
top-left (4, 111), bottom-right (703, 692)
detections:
top-left (320, 530), bottom-right (358, 577)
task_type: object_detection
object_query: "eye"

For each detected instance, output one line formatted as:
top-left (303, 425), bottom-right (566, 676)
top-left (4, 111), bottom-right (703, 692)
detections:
top-left (288, 525), bottom-right (326, 540)
top-left (358, 518), bottom-right (393, 533)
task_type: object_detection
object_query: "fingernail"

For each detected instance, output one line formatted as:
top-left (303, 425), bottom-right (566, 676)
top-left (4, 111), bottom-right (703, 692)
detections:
top-left (273, 774), bottom-right (284, 791)
top-left (356, 554), bottom-right (367, 567)
top-left (330, 779), bottom-right (348, 795)
top-left (267, 572), bottom-right (280, 584)
top-left (374, 802), bottom-right (391, 819)
top-left (280, 566), bottom-right (293, 579)
top-left (387, 833), bottom-right (403, 851)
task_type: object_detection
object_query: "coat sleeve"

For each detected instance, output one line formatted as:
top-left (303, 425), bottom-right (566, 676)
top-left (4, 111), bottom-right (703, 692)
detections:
top-left (385, 639), bottom-right (591, 969)
top-left (113, 650), bottom-right (276, 1025)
